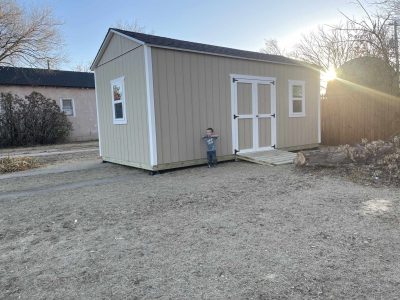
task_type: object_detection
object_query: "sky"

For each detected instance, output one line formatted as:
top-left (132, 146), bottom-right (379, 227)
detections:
top-left (20, 0), bottom-right (367, 70)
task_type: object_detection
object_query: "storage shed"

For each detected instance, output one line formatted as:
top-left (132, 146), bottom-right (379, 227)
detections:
top-left (91, 28), bottom-right (320, 171)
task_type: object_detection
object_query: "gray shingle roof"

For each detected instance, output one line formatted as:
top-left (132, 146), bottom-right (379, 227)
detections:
top-left (111, 28), bottom-right (313, 68)
top-left (0, 67), bottom-right (95, 89)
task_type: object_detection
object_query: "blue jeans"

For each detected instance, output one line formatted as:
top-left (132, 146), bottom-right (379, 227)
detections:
top-left (207, 150), bottom-right (217, 166)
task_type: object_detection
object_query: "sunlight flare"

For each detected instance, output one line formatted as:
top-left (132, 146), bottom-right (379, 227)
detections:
top-left (321, 67), bottom-right (337, 82)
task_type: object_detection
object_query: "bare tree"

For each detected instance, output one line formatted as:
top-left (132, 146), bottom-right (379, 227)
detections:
top-left (260, 39), bottom-right (286, 56)
top-left (292, 22), bottom-right (371, 70)
top-left (73, 60), bottom-right (93, 72)
top-left (113, 19), bottom-right (152, 33)
top-left (289, 0), bottom-right (396, 71)
top-left (337, 0), bottom-right (394, 67)
top-left (0, 0), bottom-right (65, 68)
top-left (376, 0), bottom-right (400, 15)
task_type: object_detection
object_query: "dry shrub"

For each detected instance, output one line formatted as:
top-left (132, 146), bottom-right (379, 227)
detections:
top-left (338, 136), bottom-right (400, 182)
top-left (0, 156), bottom-right (39, 173)
top-left (0, 92), bottom-right (72, 147)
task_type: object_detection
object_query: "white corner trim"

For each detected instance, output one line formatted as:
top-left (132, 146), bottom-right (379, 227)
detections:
top-left (94, 72), bottom-right (102, 156)
top-left (144, 45), bottom-right (158, 166)
top-left (318, 91), bottom-right (321, 143)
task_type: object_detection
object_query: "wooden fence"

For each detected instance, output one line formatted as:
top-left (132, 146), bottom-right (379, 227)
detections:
top-left (321, 81), bottom-right (400, 145)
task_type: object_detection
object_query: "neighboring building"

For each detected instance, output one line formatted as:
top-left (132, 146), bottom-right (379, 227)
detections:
top-left (0, 67), bottom-right (98, 142)
top-left (91, 28), bottom-right (320, 171)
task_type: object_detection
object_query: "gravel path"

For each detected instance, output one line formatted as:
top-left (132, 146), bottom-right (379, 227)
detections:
top-left (1, 159), bottom-right (399, 299)
top-left (0, 141), bottom-right (99, 166)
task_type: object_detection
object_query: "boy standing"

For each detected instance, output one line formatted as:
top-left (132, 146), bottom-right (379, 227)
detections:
top-left (202, 128), bottom-right (219, 168)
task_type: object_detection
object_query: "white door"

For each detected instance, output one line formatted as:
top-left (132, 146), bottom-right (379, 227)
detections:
top-left (231, 75), bottom-right (276, 154)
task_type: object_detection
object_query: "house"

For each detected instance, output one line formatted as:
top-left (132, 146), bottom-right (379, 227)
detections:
top-left (0, 67), bottom-right (98, 142)
top-left (91, 28), bottom-right (321, 171)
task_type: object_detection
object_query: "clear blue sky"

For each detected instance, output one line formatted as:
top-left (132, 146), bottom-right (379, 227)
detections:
top-left (21, 0), bottom-right (366, 70)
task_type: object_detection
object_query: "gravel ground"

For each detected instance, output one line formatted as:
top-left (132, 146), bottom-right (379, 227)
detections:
top-left (0, 141), bottom-right (99, 156)
top-left (1, 157), bottom-right (400, 299)
top-left (0, 141), bottom-right (99, 168)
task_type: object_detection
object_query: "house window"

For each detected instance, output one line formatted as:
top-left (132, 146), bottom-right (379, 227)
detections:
top-left (289, 80), bottom-right (305, 117)
top-left (61, 98), bottom-right (75, 116)
top-left (111, 77), bottom-right (127, 124)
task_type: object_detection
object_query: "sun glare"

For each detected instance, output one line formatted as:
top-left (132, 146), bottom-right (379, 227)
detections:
top-left (321, 67), bottom-right (337, 82)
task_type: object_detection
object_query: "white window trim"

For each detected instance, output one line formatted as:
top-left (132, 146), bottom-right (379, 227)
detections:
top-left (288, 80), bottom-right (306, 117)
top-left (60, 98), bottom-right (75, 117)
top-left (110, 76), bottom-right (127, 125)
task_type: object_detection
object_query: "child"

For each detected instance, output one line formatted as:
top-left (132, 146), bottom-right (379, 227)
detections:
top-left (202, 128), bottom-right (219, 167)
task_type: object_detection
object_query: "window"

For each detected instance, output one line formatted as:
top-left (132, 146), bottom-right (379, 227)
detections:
top-left (111, 77), bottom-right (127, 124)
top-left (289, 80), bottom-right (305, 117)
top-left (61, 98), bottom-right (75, 116)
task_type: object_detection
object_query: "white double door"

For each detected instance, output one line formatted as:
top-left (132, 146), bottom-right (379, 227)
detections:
top-left (231, 75), bottom-right (276, 153)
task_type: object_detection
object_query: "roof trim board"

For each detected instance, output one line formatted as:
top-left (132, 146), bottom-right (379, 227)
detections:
top-left (91, 28), bottom-right (321, 71)
top-left (146, 43), bottom-right (315, 69)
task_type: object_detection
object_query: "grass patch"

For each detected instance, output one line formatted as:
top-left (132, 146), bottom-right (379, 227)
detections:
top-left (0, 156), bottom-right (40, 173)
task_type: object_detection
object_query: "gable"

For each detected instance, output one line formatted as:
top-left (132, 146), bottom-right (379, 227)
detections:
top-left (97, 33), bottom-right (142, 66)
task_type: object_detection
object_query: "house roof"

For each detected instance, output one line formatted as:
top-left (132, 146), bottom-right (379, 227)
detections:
top-left (0, 67), bottom-right (95, 89)
top-left (92, 28), bottom-right (319, 70)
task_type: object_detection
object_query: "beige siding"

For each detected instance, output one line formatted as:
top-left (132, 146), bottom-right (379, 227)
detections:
top-left (0, 85), bottom-right (97, 141)
top-left (152, 48), bottom-right (320, 165)
top-left (98, 33), bottom-right (142, 66)
top-left (94, 44), bottom-right (150, 167)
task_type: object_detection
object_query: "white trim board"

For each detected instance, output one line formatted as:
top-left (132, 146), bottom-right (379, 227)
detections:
top-left (288, 80), bottom-right (306, 118)
top-left (149, 45), bottom-right (315, 69)
top-left (317, 91), bottom-right (321, 143)
top-left (110, 76), bottom-right (127, 125)
top-left (230, 76), bottom-right (237, 154)
top-left (230, 74), bottom-right (277, 154)
top-left (144, 45), bottom-right (158, 166)
top-left (231, 74), bottom-right (276, 83)
top-left (59, 98), bottom-right (75, 117)
top-left (94, 72), bottom-right (102, 157)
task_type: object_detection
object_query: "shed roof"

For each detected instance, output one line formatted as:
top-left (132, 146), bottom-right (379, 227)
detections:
top-left (0, 67), bottom-right (95, 89)
top-left (92, 28), bottom-right (319, 70)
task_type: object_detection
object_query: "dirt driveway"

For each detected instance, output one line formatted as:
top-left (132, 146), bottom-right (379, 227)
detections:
top-left (1, 155), bottom-right (400, 299)
top-left (0, 141), bottom-right (99, 165)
